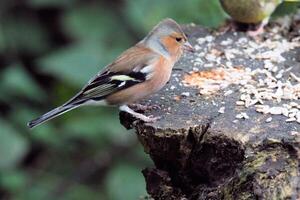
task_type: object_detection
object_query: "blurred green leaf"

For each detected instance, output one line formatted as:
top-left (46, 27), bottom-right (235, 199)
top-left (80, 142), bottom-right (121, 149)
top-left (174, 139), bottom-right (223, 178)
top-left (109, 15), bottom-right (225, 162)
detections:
top-left (0, 16), bottom-right (50, 54)
top-left (124, 0), bottom-right (175, 31)
top-left (0, 169), bottom-right (27, 193)
top-left (62, 4), bottom-right (119, 42)
top-left (61, 3), bottom-right (134, 70)
top-left (60, 107), bottom-right (133, 146)
top-left (38, 42), bottom-right (103, 86)
top-left (29, 123), bottom-right (62, 146)
top-left (125, 0), bottom-right (226, 30)
top-left (0, 63), bottom-right (46, 102)
top-left (29, 0), bottom-right (76, 8)
top-left (132, 143), bottom-right (153, 166)
top-left (0, 23), bottom-right (6, 52)
top-left (192, 0), bottom-right (227, 27)
top-left (62, 184), bottom-right (103, 200)
top-left (8, 105), bottom-right (62, 146)
top-left (0, 119), bottom-right (29, 170)
top-left (14, 173), bottom-right (61, 200)
top-left (273, 2), bottom-right (300, 17)
top-left (106, 163), bottom-right (147, 200)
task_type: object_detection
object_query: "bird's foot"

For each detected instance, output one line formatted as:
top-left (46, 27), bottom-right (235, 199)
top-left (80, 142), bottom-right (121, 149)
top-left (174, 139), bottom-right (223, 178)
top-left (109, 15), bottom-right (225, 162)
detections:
top-left (120, 105), bottom-right (160, 123)
top-left (247, 25), bottom-right (264, 37)
top-left (129, 103), bottom-right (161, 111)
top-left (136, 114), bottom-right (161, 123)
top-left (218, 20), bottom-right (235, 34)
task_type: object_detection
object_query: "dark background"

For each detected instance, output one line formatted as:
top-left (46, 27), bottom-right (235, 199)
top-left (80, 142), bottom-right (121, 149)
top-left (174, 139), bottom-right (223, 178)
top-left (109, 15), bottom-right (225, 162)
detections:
top-left (0, 0), bottom-right (298, 199)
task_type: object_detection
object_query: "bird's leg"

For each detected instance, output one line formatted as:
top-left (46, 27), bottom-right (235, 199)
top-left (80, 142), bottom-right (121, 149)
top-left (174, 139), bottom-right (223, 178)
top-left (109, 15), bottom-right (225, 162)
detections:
top-left (119, 105), bottom-right (160, 122)
top-left (247, 25), bottom-right (264, 37)
top-left (217, 20), bottom-right (233, 34)
top-left (247, 18), bottom-right (269, 37)
top-left (129, 103), bottom-right (161, 111)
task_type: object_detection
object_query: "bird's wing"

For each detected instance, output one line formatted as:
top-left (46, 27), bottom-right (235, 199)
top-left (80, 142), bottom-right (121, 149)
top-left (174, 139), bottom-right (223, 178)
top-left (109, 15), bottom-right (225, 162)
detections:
top-left (103, 44), bottom-right (157, 74)
top-left (65, 45), bottom-right (158, 105)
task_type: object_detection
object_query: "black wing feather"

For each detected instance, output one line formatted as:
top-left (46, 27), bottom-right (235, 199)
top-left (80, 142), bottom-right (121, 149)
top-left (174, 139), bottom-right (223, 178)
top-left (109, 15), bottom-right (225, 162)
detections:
top-left (70, 70), bottom-right (147, 104)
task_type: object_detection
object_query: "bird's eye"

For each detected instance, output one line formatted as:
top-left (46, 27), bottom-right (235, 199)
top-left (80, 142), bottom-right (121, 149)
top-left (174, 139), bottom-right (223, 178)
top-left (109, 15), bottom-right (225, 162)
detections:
top-left (176, 37), bottom-right (182, 42)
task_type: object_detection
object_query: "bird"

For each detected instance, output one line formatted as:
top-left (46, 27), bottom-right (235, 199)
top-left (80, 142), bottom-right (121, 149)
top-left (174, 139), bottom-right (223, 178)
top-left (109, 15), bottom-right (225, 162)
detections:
top-left (27, 18), bottom-right (194, 129)
top-left (219, 0), bottom-right (299, 36)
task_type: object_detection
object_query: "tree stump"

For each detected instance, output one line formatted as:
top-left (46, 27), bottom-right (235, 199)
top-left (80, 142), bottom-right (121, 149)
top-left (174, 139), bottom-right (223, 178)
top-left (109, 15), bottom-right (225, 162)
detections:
top-left (120, 20), bottom-right (300, 200)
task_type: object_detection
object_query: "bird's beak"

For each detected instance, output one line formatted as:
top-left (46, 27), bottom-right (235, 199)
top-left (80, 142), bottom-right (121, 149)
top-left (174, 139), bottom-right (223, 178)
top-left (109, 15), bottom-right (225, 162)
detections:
top-left (183, 41), bottom-right (195, 53)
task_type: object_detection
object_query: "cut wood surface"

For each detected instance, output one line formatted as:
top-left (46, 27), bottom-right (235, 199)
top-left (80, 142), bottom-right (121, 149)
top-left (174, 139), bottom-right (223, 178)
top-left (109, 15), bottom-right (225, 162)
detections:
top-left (120, 20), bottom-right (300, 200)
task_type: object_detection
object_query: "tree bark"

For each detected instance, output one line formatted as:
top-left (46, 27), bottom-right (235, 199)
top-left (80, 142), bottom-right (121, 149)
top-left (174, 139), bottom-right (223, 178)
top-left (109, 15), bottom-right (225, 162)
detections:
top-left (120, 20), bottom-right (300, 200)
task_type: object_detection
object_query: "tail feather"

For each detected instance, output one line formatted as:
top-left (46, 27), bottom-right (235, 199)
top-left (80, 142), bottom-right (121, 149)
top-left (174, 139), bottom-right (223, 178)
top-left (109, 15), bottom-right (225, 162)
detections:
top-left (27, 104), bottom-right (79, 129)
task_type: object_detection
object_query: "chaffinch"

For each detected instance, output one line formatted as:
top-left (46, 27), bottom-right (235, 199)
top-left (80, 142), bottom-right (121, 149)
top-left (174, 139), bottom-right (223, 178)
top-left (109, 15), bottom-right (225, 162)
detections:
top-left (220, 0), bottom-right (299, 36)
top-left (28, 18), bottom-right (194, 128)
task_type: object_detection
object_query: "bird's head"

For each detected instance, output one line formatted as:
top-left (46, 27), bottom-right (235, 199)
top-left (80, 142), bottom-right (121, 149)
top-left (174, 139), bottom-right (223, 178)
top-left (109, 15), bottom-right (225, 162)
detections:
top-left (143, 18), bottom-right (194, 60)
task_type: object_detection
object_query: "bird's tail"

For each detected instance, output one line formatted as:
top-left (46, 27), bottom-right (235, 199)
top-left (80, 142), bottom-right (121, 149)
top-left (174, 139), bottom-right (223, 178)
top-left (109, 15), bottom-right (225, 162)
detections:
top-left (27, 104), bottom-right (79, 129)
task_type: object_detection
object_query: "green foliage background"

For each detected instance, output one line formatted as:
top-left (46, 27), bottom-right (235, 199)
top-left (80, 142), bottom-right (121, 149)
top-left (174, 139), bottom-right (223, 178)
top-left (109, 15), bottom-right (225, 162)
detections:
top-left (0, 0), bottom-right (297, 199)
